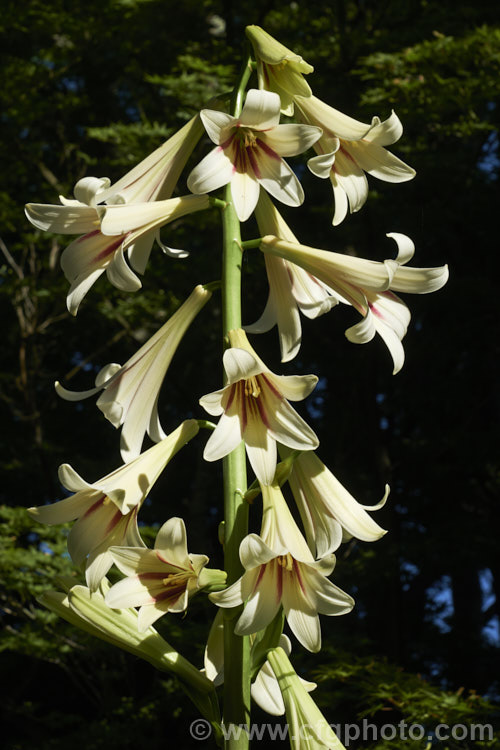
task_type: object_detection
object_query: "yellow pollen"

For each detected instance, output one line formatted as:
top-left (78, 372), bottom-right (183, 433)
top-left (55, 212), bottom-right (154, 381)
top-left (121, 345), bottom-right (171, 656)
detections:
top-left (244, 376), bottom-right (261, 398)
top-left (102, 496), bottom-right (112, 506)
top-left (237, 127), bottom-right (257, 149)
top-left (243, 131), bottom-right (257, 148)
top-left (277, 553), bottom-right (294, 572)
top-left (162, 572), bottom-right (190, 587)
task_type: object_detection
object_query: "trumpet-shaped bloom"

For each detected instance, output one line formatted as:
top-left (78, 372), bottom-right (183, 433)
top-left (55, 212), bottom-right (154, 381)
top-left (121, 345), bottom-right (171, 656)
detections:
top-left (26, 117), bottom-right (204, 313)
top-left (28, 420), bottom-right (199, 589)
top-left (267, 646), bottom-right (346, 749)
top-left (203, 609), bottom-right (315, 715)
top-left (294, 95), bottom-right (415, 225)
top-left (260, 233), bottom-right (449, 374)
top-left (39, 579), bottom-right (214, 693)
top-left (26, 191), bottom-right (209, 314)
top-left (56, 285), bottom-right (211, 460)
top-left (199, 328), bottom-right (318, 485)
top-left (210, 483), bottom-right (354, 652)
top-left (281, 446), bottom-right (388, 557)
top-left (97, 114), bottom-right (204, 205)
top-left (105, 517), bottom-right (223, 631)
top-left (245, 26), bottom-right (313, 115)
top-left (187, 89), bottom-right (321, 221)
top-left (247, 193), bottom-right (338, 362)
top-left (251, 634), bottom-right (316, 715)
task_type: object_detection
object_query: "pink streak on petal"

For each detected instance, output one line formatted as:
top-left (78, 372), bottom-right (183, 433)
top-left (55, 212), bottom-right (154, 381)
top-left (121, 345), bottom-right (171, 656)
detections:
top-left (155, 550), bottom-right (184, 570)
top-left (292, 559), bottom-right (307, 594)
top-left (246, 147), bottom-right (261, 179)
top-left (77, 229), bottom-right (100, 243)
top-left (239, 382), bottom-right (248, 433)
top-left (254, 393), bottom-right (270, 429)
top-left (104, 509), bottom-right (123, 535)
top-left (95, 236), bottom-right (126, 262)
top-left (256, 138), bottom-right (281, 161)
top-left (81, 495), bottom-right (106, 518)
top-left (138, 572), bottom-right (165, 581)
top-left (368, 302), bottom-right (384, 320)
top-left (252, 563), bottom-right (267, 594)
top-left (259, 373), bottom-right (281, 399)
top-left (276, 560), bottom-right (283, 602)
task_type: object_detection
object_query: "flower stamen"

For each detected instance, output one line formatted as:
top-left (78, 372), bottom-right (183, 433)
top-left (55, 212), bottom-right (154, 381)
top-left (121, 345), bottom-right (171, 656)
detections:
top-left (277, 553), bottom-right (294, 572)
top-left (162, 572), bottom-right (191, 587)
top-left (244, 376), bottom-right (261, 398)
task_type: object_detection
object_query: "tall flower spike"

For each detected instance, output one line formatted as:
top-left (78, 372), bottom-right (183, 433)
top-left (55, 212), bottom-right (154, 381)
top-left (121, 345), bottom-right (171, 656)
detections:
top-left (280, 446), bottom-right (388, 557)
top-left (187, 89), bottom-right (321, 221)
top-left (26, 191), bottom-right (209, 314)
top-left (105, 517), bottom-right (225, 631)
top-left (56, 285), bottom-right (211, 460)
top-left (294, 95), bottom-right (415, 225)
top-left (199, 328), bottom-right (318, 485)
top-left (260, 233), bottom-right (449, 374)
top-left (245, 25), bottom-right (314, 115)
top-left (247, 192), bottom-right (338, 362)
top-left (267, 646), bottom-right (346, 750)
top-left (28, 420), bottom-right (199, 590)
top-left (210, 483), bottom-right (354, 652)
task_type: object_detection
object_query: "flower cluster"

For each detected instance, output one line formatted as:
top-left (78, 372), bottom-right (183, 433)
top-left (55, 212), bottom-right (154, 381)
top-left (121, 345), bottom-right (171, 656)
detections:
top-left (27, 22), bottom-right (448, 747)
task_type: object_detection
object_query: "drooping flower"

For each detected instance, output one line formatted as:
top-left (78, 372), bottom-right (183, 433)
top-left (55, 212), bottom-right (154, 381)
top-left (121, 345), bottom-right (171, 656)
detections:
top-left (267, 646), bottom-right (346, 749)
top-left (105, 517), bottom-right (225, 631)
top-left (294, 95), bottom-right (415, 225)
top-left (251, 634), bottom-right (316, 715)
top-left (56, 285), bottom-right (211, 460)
top-left (199, 328), bottom-right (318, 485)
top-left (260, 233), bottom-right (449, 373)
top-left (26, 191), bottom-right (209, 314)
top-left (187, 89), bottom-right (321, 221)
top-left (203, 608), bottom-right (316, 715)
top-left (245, 25), bottom-right (313, 115)
top-left (246, 192), bottom-right (338, 362)
top-left (97, 114), bottom-right (204, 205)
top-left (28, 420), bottom-right (199, 589)
top-left (210, 483), bottom-right (354, 652)
top-left (280, 446), bottom-right (388, 557)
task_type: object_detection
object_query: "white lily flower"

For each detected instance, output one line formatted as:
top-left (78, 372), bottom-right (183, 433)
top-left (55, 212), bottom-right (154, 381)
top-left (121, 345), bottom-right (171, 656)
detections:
top-left (56, 285), bottom-right (211, 460)
top-left (28, 420), bottom-right (199, 589)
top-left (251, 634), bottom-right (316, 715)
top-left (245, 26), bottom-right (313, 116)
top-left (105, 517), bottom-right (224, 631)
top-left (267, 646), bottom-right (346, 750)
top-left (260, 233), bottom-right (449, 374)
top-left (210, 483), bottom-right (354, 652)
top-left (247, 193), bottom-right (338, 362)
top-left (281, 446), bottom-right (388, 557)
top-left (39, 579), bottom-right (214, 692)
top-left (203, 609), bottom-right (315, 715)
top-left (187, 89), bottom-right (321, 221)
top-left (199, 328), bottom-right (318, 485)
top-left (294, 95), bottom-right (415, 225)
top-left (25, 192), bottom-right (209, 314)
top-left (97, 114), bottom-right (204, 205)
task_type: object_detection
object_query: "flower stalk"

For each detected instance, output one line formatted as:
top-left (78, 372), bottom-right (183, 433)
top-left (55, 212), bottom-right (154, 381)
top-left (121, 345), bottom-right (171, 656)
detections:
top-left (220, 54), bottom-right (253, 749)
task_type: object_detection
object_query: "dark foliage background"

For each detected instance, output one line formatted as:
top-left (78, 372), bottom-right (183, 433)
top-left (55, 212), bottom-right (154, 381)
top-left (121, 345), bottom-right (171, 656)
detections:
top-left (1, 1), bottom-right (499, 747)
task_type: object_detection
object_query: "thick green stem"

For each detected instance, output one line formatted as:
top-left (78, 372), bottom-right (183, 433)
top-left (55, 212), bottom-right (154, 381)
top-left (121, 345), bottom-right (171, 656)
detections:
top-left (220, 53), bottom-right (253, 749)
